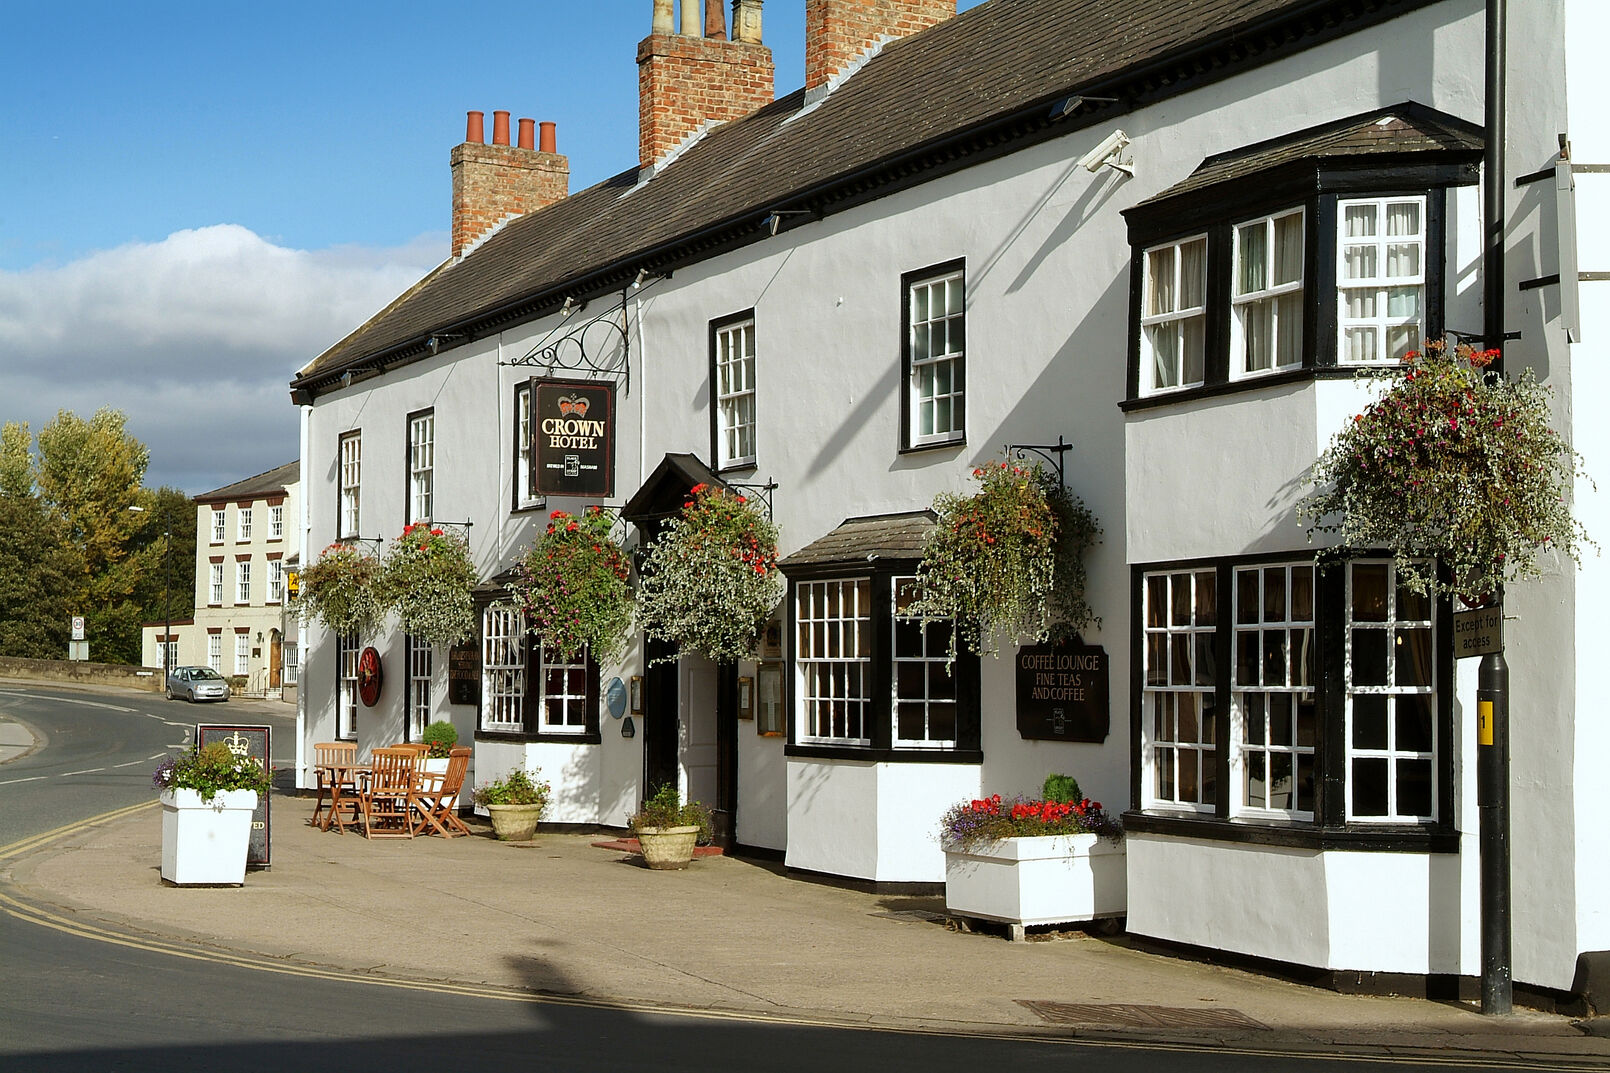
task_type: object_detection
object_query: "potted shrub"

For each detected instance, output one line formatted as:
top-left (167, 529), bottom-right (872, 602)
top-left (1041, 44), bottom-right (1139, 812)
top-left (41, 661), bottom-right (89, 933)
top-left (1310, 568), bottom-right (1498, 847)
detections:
top-left (151, 742), bottom-right (274, 886)
top-left (506, 507), bottom-right (634, 665)
top-left (906, 459), bottom-right (1100, 659)
top-left (940, 773), bottom-right (1124, 939)
top-left (419, 720), bottom-right (459, 807)
top-left (293, 541), bottom-right (387, 637)
top-left (1301, 338), bottom-right (1592, 602)
top-left (629, 784), bottom-right (712, 870)
top-left (380, 523), bottom-right (477, 646)
top-left (636, 484), bottom-right (785, 664)
top-left (474, 767), bottom-right (550, 841)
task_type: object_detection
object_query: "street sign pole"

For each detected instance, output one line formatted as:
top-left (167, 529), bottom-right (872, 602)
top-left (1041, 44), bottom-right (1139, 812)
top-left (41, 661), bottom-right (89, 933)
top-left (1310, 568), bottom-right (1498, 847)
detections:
top-left (1477, 652), bottom-right (1512, 1015)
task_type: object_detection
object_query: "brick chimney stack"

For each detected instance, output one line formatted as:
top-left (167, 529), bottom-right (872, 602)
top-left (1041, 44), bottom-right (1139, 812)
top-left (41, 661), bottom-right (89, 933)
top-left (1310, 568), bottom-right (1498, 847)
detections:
top-left (638, 1), bottom-right (774, 172)
top-left (805, 0), bottom-right (954, 94)
top-left (451, 109), bottom-right (569, 259)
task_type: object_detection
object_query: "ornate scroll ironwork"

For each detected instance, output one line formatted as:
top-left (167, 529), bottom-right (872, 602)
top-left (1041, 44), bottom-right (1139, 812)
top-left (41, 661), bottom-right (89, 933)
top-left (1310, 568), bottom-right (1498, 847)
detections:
top-left (1003, 435), bottom-right (1072, 489)
top-left (501, 290), bottom-right (631, 393)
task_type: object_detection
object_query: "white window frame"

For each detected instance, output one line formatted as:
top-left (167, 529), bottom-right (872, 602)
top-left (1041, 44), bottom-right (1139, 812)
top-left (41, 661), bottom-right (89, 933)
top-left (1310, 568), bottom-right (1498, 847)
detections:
top-left (235, 634), bottom-right (250, 677)
top-left (339, 431), bottom-right (361, 539)
top-left (537, 645), bottom-right (589, 734)
top-left (282, 641), bottom-right (299, 686)
top-left (1140, 234), bottom-right (1208, 394)
top-left (162, 639), bottom-right (178, 673)
top-left (481, 605), bottom-right (526, 733)
top-left (336, 632), bottom-right (358, 740)
top-left (1231, 562), bottom-right (1317, 820)
top-left (1345, 560), bottom-right (1437, 822)
top-left (207, 634), bottom-right (222, 673)
top-left (795, 578), bottom-right (873, 746)
top-left (515, 384), bottom-right (538, 510)
top-left (211, 509), bottom-right (225, 544)
top-left (408, 412), bottom-right (434, 525)
top-left (408, 634), bottom-right (432, 741)
top-left (267, 560), bottom-right (284, 603)
top-left (891, 577), bottom-right (957, 749)
top-left (1337, 195), bottom-right (1427, 365)
top-left (1141, 568), bottom-right (1218, 812)
top-left (209, 563), bottom-right (224, 605)
top-left (238, 507), bottom-right (253, 542)
top-left (907, 268), bottom-right (966, 447)
top-left (715, 316), bottom-right (757, 469)
top-left (1231, 207), bottom-right (1305, 377)
top-left (236, 561), bottom-right (251, 605)
top-left (269, 505), bottom-right (284, 540)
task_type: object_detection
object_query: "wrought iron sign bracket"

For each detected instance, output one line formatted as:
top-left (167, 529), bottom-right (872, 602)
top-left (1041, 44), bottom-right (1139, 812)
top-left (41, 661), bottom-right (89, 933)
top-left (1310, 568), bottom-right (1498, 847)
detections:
top-left (500, 290), bottom-right (631, 394)
top-left (1003, 435), bottom-right (1072, 489)
top-left (725, 478), bottom-right (778, 517)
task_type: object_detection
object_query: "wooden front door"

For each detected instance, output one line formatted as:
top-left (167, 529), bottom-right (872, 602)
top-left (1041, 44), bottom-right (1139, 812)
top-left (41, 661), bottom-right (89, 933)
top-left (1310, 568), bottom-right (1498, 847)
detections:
top-left (268, 630), bottom-right (282, 689)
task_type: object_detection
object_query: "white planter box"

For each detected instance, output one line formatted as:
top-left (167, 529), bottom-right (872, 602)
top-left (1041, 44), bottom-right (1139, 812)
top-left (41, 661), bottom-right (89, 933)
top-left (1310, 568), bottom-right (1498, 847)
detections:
top-left (421, 757), bottom-right (456, 809)
top-left (944, 834), bottom-right (1126, 932)
top-left (159, 788), bottom-right (258, 886)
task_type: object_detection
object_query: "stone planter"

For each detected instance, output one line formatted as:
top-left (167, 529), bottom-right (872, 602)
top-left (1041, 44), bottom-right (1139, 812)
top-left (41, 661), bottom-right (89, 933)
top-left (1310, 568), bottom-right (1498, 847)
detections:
top-left (485, 802), bottom-right (543, 841)
top-left (943, 834), bottom-right (1125, 939)
top-left (159, 788), bottom-right (258, 886)
top-left (635, 825), bottom-right (700, 869)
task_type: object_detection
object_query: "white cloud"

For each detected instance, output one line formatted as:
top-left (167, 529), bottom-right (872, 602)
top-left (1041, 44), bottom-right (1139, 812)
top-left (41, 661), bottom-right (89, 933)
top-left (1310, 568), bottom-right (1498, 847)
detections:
top-left (0, 225), bottom-right (443, 494)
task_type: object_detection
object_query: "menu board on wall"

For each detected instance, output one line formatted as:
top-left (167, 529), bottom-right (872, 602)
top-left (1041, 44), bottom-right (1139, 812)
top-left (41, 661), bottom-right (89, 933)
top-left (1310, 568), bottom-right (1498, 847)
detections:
top-left (448, 640), bottom-right (481, 706)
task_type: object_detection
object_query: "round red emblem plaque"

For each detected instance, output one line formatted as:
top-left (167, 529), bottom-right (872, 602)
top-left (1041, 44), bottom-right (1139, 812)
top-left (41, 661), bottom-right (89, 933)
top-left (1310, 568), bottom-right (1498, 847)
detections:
top-left (357, 646), bottom-right (383, 707)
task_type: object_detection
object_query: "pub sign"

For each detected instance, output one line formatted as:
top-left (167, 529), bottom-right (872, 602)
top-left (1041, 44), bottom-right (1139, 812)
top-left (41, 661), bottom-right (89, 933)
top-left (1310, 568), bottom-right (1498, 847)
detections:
top-left (531, 377), bottom-right (616, 498)
top-left (197, 724), bottom-right (272, 866)
top-left (1015, 639), bottom-right (1109, 743)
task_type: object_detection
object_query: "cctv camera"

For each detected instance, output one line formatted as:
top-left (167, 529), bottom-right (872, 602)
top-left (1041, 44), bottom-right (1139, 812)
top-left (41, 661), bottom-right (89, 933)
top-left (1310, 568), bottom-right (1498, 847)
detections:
top-left (1078, 128), bottom-right (1131, 172)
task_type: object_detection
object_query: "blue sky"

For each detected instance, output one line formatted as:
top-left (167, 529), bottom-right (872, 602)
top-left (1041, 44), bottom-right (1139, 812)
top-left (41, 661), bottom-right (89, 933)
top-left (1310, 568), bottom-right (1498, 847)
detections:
top-left (2, 1), bottom-right (982, 493)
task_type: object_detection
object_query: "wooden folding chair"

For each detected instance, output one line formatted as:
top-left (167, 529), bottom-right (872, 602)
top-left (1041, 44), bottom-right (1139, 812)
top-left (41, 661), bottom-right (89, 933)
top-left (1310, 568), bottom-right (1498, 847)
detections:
top-left (359, 747), bottom-right (422, 839)
top-left (393, 743), bottom-right (430, 757)
top-left (310, 742), bottom-right (359, 832)
top-left (413, 746), bottom-right (472, 837)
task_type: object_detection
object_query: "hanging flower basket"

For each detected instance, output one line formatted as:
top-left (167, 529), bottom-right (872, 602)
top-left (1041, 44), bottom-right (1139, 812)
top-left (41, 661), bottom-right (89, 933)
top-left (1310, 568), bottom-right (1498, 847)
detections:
top-left (507, 507), bottom-right (634, 665)
top-left (1300, 338), bottom-right (1592, 600)
top-left (636, 484), bottom-right (785, 664)
top-left (293, 542), bottom-right (387, 637)
top-left (380, 524), bottom-right (477, 646)
top-left (905, 459), bottom-right (1100, 657)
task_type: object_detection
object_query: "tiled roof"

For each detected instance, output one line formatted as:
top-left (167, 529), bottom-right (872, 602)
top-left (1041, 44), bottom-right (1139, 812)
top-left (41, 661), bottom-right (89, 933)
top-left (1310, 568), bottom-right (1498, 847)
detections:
top-left (293, 0), bottom-right (1441, 393)
top-left (780, 511), bottom-right (937, 568)
top-left (195, 460), bottom-right (300, 504)
top-left (1134, 105), bottom-right (1484, 206)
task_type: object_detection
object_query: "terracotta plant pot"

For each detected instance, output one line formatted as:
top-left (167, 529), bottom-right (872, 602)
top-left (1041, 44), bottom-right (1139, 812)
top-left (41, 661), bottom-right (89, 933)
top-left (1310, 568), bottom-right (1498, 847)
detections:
top-left (485, 802), bottom-right (543, 841)
top-left (635, 824), bottom-right (700, 869)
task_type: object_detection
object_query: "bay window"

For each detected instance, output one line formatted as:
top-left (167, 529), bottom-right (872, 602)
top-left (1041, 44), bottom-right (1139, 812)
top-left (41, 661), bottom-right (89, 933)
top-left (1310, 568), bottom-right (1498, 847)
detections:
top-left (1140, 235), bottom-right (1207, 393)
top-left (796, 578), bottom-right (873, 746)
top-left (1338, 197), bottom-right (1426, 364)
top-left (477, 602), bottom-right (601, 741)
top-left (1232, 208), bottom-right (1304, 376)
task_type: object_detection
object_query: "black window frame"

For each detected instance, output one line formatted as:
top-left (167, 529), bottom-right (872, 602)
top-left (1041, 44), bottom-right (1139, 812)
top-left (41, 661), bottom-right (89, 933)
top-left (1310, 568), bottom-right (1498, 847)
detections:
top-left (510, 381), bottom-right (546, 515)
top-left (782, 559), bottom-right (981, 764)
top-left (471, 596), bottom-right (603, 745)
top-left (899, 257), bottom-right (968, 454)
top-left (1122, 159), bottom-right (1474, 412)
top-left (709, 308), bottom-right (759, 475)
top-left (1125, 551), bottom-right (1457, 853)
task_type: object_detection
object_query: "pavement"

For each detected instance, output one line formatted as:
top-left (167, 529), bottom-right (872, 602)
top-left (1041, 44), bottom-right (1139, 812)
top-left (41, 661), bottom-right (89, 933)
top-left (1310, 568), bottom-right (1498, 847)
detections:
top-left (2, 693), bottom-right (1609, 1067)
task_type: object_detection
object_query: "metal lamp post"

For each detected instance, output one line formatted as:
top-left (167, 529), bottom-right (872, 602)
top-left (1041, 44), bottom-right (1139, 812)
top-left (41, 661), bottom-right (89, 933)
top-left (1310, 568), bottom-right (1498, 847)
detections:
top-left (129, 506), bottom-right (173, 675)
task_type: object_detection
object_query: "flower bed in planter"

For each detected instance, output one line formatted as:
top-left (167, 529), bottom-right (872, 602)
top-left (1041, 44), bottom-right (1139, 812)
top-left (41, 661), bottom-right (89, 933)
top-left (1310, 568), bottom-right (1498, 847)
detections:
top-left (943, 833), bottom-right (1125, 935)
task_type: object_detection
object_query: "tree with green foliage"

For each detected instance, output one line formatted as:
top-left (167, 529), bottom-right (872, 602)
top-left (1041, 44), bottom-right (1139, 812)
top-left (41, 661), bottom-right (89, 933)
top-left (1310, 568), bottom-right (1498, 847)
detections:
top-left (0, 486), bottom-right (82, 659)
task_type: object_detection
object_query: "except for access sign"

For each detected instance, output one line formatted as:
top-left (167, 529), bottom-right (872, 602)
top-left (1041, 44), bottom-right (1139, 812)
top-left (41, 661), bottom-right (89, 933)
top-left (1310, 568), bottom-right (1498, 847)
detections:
top-left (1453, 605), bottom-right (1503, 658)
top-left (531, 377), bottom-right (615, 498)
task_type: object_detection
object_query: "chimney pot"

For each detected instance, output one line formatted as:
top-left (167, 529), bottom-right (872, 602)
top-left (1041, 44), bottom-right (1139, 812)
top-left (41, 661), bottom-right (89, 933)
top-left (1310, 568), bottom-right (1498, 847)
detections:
top-left (517, 117), bottom-right (535, 150)
top-left (679, 0), bottom-right (699, 35)
top-left (652, 0), bottom-right (673, 33)
top-left (465, 110), bottom-right (485, 143)
top-left (492, 110), bottom-right (511, 146)
top-left (705, 0), bottom-right (726, 38)
top-left (540, 121), bottom-right (557, 154)
top-left (733, 0), bottom-right (763, 44)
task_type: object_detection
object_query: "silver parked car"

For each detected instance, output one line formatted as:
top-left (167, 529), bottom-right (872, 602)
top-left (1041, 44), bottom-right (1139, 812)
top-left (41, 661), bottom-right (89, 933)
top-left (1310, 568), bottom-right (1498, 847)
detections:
top-left (166, 666), bottom-right (231, 703)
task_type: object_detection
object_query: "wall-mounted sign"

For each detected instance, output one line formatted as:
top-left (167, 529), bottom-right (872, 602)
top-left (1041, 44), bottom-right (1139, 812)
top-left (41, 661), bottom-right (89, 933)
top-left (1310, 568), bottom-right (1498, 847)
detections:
top-left (606, 677), bottom-right (627, 719)
top-left (358, 646), bottom-right (383, 707)
top-left (198, 724), bottom-right (271, 866)
top-left (531, 377), bottom-right (615, 498)
top-left (448, 640), bottom-right (481, 705)
top-left (1015, 640), bottom-right (1109, 743)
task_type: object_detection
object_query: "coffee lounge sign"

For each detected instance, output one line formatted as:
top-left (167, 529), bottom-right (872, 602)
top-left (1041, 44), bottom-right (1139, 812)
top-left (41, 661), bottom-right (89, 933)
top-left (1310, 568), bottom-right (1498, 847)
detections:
top-left (1015, 640), bottom-right (1109, 742)
top-left (531, 377), bottom-right (615, 498)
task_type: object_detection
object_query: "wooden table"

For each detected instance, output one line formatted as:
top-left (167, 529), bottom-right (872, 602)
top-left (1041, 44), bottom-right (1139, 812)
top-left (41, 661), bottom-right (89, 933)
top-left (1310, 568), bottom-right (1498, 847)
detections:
top-left (313, 762), bottom-right (369, 833)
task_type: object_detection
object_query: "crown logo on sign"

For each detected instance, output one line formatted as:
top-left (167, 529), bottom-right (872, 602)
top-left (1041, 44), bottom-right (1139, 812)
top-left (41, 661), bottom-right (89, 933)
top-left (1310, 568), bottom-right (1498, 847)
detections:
top-left (224, 731), bottom-right (251, 757)
top-left (556, 395), bottom-right (589, 418)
